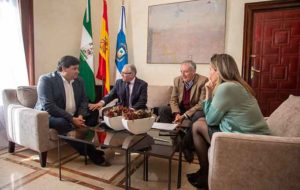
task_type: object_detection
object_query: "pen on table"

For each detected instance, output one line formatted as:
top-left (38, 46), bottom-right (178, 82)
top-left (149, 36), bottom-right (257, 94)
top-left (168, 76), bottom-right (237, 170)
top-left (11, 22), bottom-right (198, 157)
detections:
top-left (153, 137), bottom-right (170, 143)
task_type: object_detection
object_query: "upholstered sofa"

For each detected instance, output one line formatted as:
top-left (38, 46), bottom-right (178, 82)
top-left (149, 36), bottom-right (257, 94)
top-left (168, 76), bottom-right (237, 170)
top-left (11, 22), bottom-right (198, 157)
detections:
top-left (2, 85), bottom-right (173, 167)
top-left (2, 86), bottom-right (56, 167)
top-left (208, 95), bottom-right (300, 190)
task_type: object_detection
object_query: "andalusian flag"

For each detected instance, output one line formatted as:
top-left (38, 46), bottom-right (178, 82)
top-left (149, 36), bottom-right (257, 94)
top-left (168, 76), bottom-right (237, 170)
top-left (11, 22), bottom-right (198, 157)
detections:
top-left (79, 0), bottom-right (95, 101)
top-left (96, 0), bottom-right (110, 96)
top-left (115, 4), bottom-right (128, 79)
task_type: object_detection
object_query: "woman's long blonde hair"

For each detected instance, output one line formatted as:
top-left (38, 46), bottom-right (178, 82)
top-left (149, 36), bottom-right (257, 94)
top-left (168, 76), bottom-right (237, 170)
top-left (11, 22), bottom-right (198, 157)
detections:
top-left (210, 54), bottom-right (255, 96)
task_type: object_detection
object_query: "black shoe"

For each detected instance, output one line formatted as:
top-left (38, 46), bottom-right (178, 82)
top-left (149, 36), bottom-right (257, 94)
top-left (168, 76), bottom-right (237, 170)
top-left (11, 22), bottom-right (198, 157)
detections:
top-left (187, 170), bottom-right (208, 189)
top-left (98, 161), bottom-right (111, 167)
top-left (186, 169), bottom-right (201, 180)
top-left (88, 149), bottom-right (107, 166)
top-left (95, 149), bottom-right (104, 156)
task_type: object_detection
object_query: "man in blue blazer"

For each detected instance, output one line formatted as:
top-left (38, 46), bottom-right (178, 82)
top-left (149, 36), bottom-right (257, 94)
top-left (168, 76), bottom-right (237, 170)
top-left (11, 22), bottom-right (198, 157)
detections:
top-left (35, 55), bottom-right (106, 165)
top-left (89, 64), bottom-right (148, 111)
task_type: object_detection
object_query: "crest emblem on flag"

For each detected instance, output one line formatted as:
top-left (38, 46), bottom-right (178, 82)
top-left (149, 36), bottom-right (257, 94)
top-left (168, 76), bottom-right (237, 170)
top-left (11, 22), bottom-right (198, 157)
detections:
top-left (116, 43), bottom-right (127, 62)
top-left (80, 42), bottom-right (93, 60)
top-left (100, 37), bottom-right (108, 53)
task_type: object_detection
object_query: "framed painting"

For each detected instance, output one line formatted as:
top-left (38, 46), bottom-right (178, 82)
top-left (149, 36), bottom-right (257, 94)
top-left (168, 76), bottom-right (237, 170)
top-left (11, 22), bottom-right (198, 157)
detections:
top-left (147, 0), bottom-right (226, 64)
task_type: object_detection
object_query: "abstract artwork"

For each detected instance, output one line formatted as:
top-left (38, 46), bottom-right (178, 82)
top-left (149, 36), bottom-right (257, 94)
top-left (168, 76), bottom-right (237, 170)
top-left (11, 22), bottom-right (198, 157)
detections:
top-left (147, 0), bottom-right (226, 64)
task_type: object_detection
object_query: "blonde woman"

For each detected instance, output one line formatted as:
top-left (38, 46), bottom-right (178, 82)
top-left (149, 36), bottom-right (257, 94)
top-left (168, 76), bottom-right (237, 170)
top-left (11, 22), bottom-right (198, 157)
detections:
top-left (187, 54), bottom-right (270, 189)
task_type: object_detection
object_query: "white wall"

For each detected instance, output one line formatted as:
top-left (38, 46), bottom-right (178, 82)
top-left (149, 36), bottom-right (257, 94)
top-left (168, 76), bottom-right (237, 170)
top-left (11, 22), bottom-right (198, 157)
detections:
top-left (34, 0), bottom-right (120, 84)
top-left (34, 0), bottom-right (270, 85)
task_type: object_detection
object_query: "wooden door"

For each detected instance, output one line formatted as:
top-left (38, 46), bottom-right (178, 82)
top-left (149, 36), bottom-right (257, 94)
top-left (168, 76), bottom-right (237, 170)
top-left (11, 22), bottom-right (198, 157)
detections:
top-left (243, 1), bottom-right (300, 116)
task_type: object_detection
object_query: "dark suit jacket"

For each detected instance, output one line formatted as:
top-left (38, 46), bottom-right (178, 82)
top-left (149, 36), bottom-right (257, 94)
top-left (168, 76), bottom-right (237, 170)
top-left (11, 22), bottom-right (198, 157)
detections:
top-left (35, 71), bottom-right (88, 122)
top-left (102, 78), bottom-right (148, 110)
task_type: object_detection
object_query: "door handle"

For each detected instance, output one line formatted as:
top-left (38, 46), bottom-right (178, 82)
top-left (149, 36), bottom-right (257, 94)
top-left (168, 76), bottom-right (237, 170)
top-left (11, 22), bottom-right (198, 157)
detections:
top-left (251, 66), bottom-right (260, 79)
top-left (251, 66), bottom-right (260, 73)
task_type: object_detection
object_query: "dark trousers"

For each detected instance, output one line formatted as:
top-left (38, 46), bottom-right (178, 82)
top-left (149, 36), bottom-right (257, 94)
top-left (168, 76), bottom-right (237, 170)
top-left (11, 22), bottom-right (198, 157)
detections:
top-left (49, 109), bottom-right (99, 134)
top-left (158, 106), bottom-right (205, 162)
top-left (49, 110), bottom-right (103, 158)
top-left (158, 105), bottom-right (204, 124)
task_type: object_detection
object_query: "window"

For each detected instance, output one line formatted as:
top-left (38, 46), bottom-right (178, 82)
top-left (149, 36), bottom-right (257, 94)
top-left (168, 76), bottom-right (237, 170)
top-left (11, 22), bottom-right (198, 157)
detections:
top-left (0, 0), bottom-right (29, 104)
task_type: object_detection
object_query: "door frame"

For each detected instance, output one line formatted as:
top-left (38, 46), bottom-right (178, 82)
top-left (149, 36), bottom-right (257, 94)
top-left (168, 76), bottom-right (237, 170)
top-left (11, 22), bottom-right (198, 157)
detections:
top-left (242, 0), bottom-right (300, 82)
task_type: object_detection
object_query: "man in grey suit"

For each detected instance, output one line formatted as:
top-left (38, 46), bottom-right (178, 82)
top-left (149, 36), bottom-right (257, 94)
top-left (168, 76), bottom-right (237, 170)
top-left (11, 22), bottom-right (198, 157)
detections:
top-left (35, 55), bottom-right (106, 165)
top-left (89, 64), bottom-right (148, 111)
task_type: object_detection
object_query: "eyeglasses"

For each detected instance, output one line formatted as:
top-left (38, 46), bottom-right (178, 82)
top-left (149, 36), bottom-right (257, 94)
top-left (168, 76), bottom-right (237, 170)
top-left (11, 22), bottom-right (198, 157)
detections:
top-left (121, 72), bottom-right (132, 75)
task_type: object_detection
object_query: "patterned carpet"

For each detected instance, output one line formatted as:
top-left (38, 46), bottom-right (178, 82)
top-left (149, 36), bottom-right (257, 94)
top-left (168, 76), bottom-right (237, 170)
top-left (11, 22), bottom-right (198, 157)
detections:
top-left (0, 145), bottom-right (200, 190)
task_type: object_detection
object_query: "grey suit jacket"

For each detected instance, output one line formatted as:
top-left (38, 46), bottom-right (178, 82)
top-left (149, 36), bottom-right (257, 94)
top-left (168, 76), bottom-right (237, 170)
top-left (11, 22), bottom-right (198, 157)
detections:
top-left (35, 71), bottom-right (88, 122)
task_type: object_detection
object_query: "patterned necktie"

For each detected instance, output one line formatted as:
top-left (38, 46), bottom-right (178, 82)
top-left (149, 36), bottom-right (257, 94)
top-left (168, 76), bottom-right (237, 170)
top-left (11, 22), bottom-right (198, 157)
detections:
top-left (125, 82), bottom-right (130, 107)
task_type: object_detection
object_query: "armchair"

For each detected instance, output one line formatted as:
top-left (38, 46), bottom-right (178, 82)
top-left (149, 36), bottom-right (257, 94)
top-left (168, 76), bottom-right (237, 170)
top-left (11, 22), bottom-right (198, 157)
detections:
top-left (208, 95), bottom-right (300, 190)
top-left (2, 86), bottom-right (58, 167)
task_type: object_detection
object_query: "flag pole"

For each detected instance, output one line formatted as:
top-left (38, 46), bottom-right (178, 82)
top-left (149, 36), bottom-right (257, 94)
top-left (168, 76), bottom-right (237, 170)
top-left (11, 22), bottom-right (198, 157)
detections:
top-left (102, 80), bottom-right (105, 98)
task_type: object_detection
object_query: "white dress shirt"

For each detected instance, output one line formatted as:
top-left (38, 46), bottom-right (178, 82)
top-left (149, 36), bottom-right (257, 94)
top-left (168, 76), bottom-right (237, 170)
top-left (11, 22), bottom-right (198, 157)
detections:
top-left (60, 73), bottom-right (76, 115)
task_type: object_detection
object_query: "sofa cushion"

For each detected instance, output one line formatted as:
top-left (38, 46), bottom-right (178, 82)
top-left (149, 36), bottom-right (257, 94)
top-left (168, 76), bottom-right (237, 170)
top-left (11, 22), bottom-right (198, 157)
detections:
top-left (16, 86), bottom-right (37, 108)
top-left (147, 85), bottom-right (173, 108)
top-left (267, 95), bottom-right (300, 137)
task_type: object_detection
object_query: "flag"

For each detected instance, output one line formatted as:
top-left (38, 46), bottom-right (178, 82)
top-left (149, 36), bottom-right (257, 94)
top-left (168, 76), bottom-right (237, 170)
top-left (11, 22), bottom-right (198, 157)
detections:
top-left (79, 0), bottom-right (95, 102)
top-left (115, 4), bottom-right (128, 79)
top-left (96, 0), bottom-right (110, 96)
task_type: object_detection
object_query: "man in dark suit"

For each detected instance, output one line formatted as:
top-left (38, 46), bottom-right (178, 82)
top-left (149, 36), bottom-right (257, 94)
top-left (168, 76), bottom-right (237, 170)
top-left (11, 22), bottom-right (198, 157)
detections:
top-left (89, 64), bottom-right (148, 111)
top-left (35, 55), bottom-right (106, 166)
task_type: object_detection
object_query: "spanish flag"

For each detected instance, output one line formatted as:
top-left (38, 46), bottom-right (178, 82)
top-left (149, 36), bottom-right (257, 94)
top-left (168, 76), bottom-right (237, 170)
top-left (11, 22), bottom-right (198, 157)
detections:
top-left (96, 0), bottom-right (110, 96)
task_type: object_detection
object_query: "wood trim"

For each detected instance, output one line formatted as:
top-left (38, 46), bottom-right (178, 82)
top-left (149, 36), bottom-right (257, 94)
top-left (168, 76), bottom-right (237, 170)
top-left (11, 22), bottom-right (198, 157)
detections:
top-left (19, 0), bottom-right (35, 85)
top-left (242, 0), bottom-right (300, 83)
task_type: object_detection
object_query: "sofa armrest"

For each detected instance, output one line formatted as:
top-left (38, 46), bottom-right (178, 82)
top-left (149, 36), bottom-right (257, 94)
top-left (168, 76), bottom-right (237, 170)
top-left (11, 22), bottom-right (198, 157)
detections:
top-left (7, 104), bottom-right (50, 152)
top-left (2, 89), bottom-right (20, 127)
top-left (209, 132), bottom-right (300, 190)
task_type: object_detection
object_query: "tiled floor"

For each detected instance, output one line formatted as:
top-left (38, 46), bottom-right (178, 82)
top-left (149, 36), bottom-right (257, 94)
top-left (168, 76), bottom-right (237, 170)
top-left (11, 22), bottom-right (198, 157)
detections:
top-left (0, 145), bottom-right (200, 190)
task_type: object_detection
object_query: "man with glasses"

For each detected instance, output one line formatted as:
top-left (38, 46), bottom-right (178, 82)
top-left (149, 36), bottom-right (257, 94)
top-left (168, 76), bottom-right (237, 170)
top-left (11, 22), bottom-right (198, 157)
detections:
top-left (89, 64), bottom-right (148, 111)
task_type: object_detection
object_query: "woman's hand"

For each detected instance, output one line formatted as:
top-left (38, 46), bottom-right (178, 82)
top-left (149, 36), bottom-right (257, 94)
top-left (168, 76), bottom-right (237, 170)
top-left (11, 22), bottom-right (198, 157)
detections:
top-left (88, 102), bottom-right (104, 111)
top-left (206, 65), bottom-right (219, 100)
top-left (205, 80), bottom-right (215, 100)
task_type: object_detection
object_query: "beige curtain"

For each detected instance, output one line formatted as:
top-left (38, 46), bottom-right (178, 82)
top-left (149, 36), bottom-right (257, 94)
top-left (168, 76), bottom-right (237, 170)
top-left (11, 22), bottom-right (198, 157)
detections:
top-left (0, 0), bottom-right (29, 105)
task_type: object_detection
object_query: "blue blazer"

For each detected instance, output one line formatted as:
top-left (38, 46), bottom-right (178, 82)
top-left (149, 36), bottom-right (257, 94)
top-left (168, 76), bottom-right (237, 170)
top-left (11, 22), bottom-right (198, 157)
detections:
top-left (102, 78), bottom-right (148, 109)
top-left (35, 71), bottom-right (88, 122)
